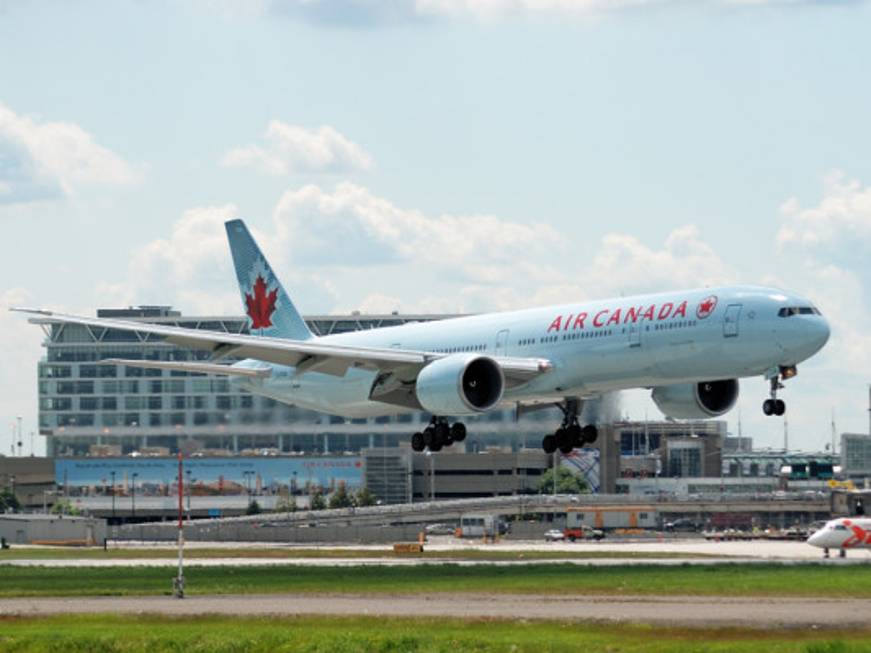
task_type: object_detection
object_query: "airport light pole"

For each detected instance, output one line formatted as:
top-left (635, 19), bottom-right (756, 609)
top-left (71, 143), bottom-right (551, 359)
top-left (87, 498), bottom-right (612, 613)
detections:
top-left (174, 452), bottom-right (185, 599)
top-left (110, 471), bottom-right (116, 519)
top-left (131, 472), bottom-right (138, 519)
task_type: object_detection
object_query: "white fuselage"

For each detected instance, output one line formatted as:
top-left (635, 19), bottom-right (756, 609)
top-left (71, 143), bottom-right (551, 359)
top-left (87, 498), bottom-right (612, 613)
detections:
top-left (234, 285), bottom-right (830, 418)
top-left (807, 518), bottom-right (871, 552)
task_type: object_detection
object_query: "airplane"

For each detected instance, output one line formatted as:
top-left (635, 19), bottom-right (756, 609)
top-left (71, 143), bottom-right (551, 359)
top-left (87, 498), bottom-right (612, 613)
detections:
top-left (13, 219), bottom-right (831, 454)
top-left (807, 517), bottom-right (871, 558)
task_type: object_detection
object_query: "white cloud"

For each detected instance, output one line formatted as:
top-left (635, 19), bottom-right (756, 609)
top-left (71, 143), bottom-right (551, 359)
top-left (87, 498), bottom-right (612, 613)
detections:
top-left (271, 182), bottom-right (561, 277)
top-left (221, 122), bottom-right (372, 176)
top-left (0, 102), bottom-right (137, 204)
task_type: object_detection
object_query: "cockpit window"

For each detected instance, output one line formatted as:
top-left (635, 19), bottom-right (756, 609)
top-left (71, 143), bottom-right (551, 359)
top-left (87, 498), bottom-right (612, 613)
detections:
top-left (833, 524), bottom-right (848, 531)
top-left (778, 306), bottom-right (821, 317)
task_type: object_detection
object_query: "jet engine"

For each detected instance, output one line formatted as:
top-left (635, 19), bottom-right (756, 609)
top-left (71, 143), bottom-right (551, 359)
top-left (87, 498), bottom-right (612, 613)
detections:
top-left (651, 379), bottom-right (739, 419)
top-left (415, 354), bottom-right (504, 416)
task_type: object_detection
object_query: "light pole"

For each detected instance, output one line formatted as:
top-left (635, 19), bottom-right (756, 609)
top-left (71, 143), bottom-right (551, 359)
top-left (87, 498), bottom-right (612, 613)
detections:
top-left (131, 472), bottom-right (139, 519)
top-left (110, 471), bottom-right (116, 519)
top-left (425, 451), bottom-right (435, 502)
top-left (16, 416), bottom-right (22, 457)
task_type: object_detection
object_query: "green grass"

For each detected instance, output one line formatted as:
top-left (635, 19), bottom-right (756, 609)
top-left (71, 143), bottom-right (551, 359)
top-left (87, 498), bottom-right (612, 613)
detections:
top-left (0, 615), bottom-right (869, 653)
top-left (1, 563), bottom-right (870, 598)
top-left (0, 546), bottom-right (722, 561)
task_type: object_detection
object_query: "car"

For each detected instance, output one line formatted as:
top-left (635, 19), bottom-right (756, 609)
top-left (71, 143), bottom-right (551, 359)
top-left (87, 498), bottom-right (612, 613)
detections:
top-left (544, 529), bottom-right (565, 542)
top-left (664, 518), bottom-right (699, 533)
top-left (425, 523), bottom-right (457, 536)
top-left (564, 524), bottom-right (605, 541)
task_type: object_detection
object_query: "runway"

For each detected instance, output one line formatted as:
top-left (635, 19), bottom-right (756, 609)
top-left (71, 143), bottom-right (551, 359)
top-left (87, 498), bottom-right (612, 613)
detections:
top-left (1, 593), bottom-right (868, 628)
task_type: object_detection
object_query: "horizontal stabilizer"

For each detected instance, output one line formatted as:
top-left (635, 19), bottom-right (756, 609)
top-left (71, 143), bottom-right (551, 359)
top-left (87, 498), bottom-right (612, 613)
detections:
top-left (100, 359), bottom-right (272, 378)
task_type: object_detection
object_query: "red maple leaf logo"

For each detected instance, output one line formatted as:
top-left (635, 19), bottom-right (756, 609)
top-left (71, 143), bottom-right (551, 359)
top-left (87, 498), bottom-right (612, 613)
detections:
top-left (696, 295), bottom-right (718, 319)
top-left (245, 275), bottom-right (278, 329)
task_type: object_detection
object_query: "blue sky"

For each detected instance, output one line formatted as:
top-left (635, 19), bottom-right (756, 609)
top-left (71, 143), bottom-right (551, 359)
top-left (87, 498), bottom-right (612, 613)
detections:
top-left (2, 0), bottom-right (871, 455)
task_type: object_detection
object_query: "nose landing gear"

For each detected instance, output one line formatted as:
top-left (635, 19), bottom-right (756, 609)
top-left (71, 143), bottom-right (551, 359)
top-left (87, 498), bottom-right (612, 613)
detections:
top-left (762, 371), bottom-right (789, 416)
top-left (541, 399), bottom-right (598, 454)
top-left (411, 417), bottom-right (467, 452)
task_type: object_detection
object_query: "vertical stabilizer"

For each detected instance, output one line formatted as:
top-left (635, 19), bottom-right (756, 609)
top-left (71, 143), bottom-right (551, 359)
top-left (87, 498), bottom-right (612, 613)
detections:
top-left (225, 219), bottom-right (313, 341)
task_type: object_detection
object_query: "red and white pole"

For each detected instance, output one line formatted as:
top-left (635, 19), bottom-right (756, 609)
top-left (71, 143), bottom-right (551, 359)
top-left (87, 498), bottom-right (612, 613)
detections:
top-left (174, 451), bottom-right (185, 598)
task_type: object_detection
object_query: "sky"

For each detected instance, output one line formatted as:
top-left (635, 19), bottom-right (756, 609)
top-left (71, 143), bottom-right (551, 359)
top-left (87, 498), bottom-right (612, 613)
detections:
top-left (2, 0), bottom-right (871, 456)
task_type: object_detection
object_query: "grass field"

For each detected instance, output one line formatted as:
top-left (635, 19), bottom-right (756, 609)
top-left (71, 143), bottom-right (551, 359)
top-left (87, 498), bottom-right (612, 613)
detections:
top-left (0, 546), bottom-right (721, 561)
top-left (0, 615), bottom-right (869, 653)
top-left (1, 562), bottom-right (869, 598)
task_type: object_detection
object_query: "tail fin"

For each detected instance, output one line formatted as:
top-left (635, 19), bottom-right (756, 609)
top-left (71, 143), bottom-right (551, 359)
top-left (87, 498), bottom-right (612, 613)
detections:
top-left (225, 219), bottom-right (314, 341)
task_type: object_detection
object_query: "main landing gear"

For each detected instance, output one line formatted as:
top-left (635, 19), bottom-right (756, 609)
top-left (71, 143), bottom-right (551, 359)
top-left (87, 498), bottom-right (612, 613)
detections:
top-left (762, 367), bottom-right (795, 417)
top-left (541, 399), bottom-right (598, 455)
top-left (411, 417), bottom-right (467, 452)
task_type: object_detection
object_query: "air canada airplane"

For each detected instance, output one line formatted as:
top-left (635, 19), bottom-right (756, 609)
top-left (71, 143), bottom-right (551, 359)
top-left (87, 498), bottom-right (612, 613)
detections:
top-left (14, 219), bottom-right (830, 454)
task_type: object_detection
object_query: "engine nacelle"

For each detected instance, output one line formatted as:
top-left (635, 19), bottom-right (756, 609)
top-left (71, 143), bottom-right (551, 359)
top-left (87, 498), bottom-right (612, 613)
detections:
top-left (415, 354), bottom-right (504, 416)
top-left (651, 379), bottom-right (739, 419)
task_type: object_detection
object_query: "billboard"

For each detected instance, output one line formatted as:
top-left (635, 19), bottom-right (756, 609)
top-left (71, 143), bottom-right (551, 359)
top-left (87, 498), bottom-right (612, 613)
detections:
top-left (55, 456), bottom-right (364, 497)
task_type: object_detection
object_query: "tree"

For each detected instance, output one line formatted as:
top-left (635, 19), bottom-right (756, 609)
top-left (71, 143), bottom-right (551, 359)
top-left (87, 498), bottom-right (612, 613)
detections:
top-left (355, 486), bottom-right (377, 507)
top-left (0, 489), bottom-right (20, 513)
top-left (245, 499), bottom-right (262, 515)
top-left (274, 494), bottom-right (297, 513)
top-left (49, 498), bottom-right (81, 516)
top-left (328, 481), bottom-right (354, 509)
top-left (538, 467), bottom-right (589, 495)
top-left (309, 487), bottom-right (326, 511)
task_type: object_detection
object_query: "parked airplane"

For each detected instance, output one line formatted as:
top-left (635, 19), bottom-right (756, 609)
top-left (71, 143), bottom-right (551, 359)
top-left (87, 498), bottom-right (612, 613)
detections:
top-left (807, 517), bottom-right (871, 558)
top-left (14, 219), bottom-right (830, 453)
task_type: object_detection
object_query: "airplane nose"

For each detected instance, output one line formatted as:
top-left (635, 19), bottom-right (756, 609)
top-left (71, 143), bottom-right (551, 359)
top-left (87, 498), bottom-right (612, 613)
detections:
top-left (811, 317), bottom-right (831, 351)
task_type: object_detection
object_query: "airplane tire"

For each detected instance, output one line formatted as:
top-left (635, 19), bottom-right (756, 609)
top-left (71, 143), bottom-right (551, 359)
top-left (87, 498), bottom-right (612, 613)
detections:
top-left (450, 422), bottom-right (467, 442)
top-left (774, 399), bottom-right (786, 416)
top-left (422, 426), bottom-right (436, 447)
top-left (559, 443), bottom-right (574, 455)
top-left (762, 399), bottom-right (775, 416)
top-left (542, 434), bottom-right (557, 454)
top-left (411, 432), bottom-right (425, 452)
top-left (429, 440), bottom-right (443, 452)
top-left (582, 425), bottom-right (598, 444)
top-left (567, 424), bottom-right (582, 447)
top-left (555, 428), bottom-right (570, 450)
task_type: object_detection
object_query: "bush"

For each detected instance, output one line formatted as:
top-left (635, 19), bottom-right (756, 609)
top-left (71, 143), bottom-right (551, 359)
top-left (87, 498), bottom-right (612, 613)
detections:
top-left (245, 499), bottom-right (262, 515)
top-left (355, 487), bottom-right (377, 507)
top-left (309, 488), bottom-right (326, 511)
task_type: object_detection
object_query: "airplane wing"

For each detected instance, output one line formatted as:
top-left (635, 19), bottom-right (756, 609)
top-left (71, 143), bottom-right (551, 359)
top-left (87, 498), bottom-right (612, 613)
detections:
top-left (12, 308), bottom-right (552, 388)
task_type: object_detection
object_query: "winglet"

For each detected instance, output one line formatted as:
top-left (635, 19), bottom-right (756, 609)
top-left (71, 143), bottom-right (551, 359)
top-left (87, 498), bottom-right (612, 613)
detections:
top-left (225, 219), bottom-right (314, 341)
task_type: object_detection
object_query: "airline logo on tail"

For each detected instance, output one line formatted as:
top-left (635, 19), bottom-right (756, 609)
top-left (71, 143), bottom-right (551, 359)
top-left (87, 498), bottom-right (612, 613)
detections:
top-left (244, 259), bottom-right (279, 330)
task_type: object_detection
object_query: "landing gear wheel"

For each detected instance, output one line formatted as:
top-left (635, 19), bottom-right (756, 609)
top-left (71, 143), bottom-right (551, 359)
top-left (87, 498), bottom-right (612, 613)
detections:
top-left (581, 424), bottom-right (598, 444)
top-left (411, 432), bottom-right (425, 452)
top-left (429, 439), bottom-right (443, 452)
top-left (555, 427), bottom-right (571, 451)
top-left (450, 422), bottom-right (467, 442)
top-left (422, 426), bottom-right (436, 447)
top-left (567, 424), bottom-right (582, 448)
top-left (434, 421), bottom-right (451, 447)
top-left (542, 434), bottom-right (557, 454)
top-left (559, 442), bottom-right (574, 455)
top-left (764, 373), bottom-right (788, 417)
